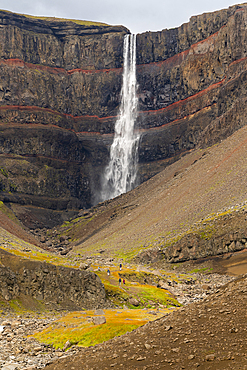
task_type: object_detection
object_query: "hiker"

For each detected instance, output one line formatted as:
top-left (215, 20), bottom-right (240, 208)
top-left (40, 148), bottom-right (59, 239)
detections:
top-left (98, 266), bottom-right (100, 271)
top-left (119, 277), bottom-right (122, 286)
top-left (123, 279), bottom-right (125, 285)
top-left (119, 263), bottom-right (122, 271)
top-left (107, 269), bottom-right (110, 276)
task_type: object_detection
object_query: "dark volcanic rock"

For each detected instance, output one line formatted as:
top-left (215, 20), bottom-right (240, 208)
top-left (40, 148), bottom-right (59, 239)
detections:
top-left (0, 5), bottom-right (247, 220)
top-left (163, 230), bottom-right (247, 263)
top-left (0, 248), bottom-right (106, 310)
top-left (135, 207), bottom-right (247, 264)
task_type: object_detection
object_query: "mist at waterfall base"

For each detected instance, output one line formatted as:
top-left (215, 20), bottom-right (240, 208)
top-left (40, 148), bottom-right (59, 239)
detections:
top-left (100, 34), bottom-right (139, 202)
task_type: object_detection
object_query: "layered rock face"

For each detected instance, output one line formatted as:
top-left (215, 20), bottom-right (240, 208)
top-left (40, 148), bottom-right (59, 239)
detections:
top-left (0, 12), bottom-right (127, 224)
top-left (0, 248), bottom-right (106, 310)
top-left (0, 5), bottom-right (247, 224)
top-left (136, 4), bottom-right (247, 168)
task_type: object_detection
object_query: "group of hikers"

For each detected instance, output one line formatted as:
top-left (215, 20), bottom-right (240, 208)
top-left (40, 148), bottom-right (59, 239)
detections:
top-left (105, 263), bottom-right (125, 286)
top-left (119, 277), bottom-right (125, 286)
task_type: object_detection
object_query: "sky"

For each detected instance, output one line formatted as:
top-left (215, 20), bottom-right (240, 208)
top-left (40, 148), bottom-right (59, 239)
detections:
top-left (0, 0), bottom-right (243, 34)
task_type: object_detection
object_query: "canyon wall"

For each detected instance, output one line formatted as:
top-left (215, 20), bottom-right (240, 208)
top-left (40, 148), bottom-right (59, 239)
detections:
top-left (0, 5), bottom-right (247, 225)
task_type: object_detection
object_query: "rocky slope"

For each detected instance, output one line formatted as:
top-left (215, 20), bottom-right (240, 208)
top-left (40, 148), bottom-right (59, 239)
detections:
top-left (44, 274), bottom-right (247, 370)
top-left (1, 4), bottom-right (247, 224)
top-left (0, 315), bottom-right (81, 369)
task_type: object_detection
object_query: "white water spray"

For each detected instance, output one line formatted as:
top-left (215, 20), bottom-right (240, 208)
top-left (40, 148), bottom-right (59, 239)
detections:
top-left (100, 34), bottom-right (139, 201)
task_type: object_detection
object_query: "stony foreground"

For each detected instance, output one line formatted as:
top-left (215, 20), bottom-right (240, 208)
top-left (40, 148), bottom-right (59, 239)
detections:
top-left (45, 274), bottom-right (247, 370)
top-left (0, 269), bottom-right (235, 370)
top-left (0, 315), bottom-right (80, 370)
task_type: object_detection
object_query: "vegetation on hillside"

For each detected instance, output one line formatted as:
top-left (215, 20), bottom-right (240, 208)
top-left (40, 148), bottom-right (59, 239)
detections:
top-left (32, 309), bottom-right (171, 349)
top-left (0, 9), bottom-right (109, 27)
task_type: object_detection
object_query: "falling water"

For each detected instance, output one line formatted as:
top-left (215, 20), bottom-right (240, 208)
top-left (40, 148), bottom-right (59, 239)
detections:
top-left (100, 34), bottom-right (139, 201)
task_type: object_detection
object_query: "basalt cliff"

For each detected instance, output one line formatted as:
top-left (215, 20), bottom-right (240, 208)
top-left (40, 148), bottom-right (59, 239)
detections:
top-left (0, 4), bottom-right (247, 227)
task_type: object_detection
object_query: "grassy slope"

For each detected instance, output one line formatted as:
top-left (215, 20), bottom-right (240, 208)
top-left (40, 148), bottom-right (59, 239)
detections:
top-left (56, 125), bottom-right (247, 260)
top-left (0, 9), bottom-right (109, 27)
top-left (95, 267), bottom-right (181, 309)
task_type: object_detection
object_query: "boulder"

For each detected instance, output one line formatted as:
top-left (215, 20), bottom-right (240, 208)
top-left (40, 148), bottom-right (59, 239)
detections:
top-left (63, 340), bottom-right (72, 351)
top-left (92, 316), bottom-right (106, 325)
top-left (79, 263), bottom-right (90, 270)
top-left (129, 298), bottom-right (140, 307)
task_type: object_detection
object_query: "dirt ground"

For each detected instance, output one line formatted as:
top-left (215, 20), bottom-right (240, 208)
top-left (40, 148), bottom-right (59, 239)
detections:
top-left (177, 249), bottom-right (247, 276)
top-left (219, 250), bottom-right (247, 275)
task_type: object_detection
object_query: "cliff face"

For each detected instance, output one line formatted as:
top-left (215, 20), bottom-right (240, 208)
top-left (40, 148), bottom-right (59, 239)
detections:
top-left (0, 248), bottom-right (106, 310)
top-left (0, 5), bottom-right (247, 226)
top-left (0, 11), bottom-right (127, 225)
top-left (136, 4), bottom-right (247, 167)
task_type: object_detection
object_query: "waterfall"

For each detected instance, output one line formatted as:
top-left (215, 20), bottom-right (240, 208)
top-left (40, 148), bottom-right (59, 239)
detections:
top-left (100, 34), bottom-right (139, 201)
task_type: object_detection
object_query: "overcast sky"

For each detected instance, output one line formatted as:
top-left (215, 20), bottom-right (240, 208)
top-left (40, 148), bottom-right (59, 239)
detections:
top-left (0, 1), bottom-right (243, 34)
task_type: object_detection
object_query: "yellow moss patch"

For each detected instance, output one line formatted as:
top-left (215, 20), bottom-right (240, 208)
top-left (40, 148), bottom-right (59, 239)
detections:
top-left (0, 245), bottom-right (68, 266)
top-left (95, 266), bottom-right (181, 308)
top-left (32, 309), bottom-right (168, 349)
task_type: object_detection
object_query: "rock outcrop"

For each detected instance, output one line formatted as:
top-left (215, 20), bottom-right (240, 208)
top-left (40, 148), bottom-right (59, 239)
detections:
top-left (163, 230), bottom-right (247, 263)
top-left (135, 205), bottom-right (247, 264)
top-left (0, 5), bottom-right (247, 225)
top-left (0, 248), bottom-right (106, 310)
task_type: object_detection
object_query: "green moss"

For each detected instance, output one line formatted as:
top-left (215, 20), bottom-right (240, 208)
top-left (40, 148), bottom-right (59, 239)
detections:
top-left (188, 267), bottom-right (213, 273)
top-left (0, 167), bottom-right (8, 178)
top-left (0, 201), bottom-right (21, 224)
top-left (78, 323), bottom-right (140, 347)
top-left (136, 285), bottom-right (181, 308)
top-left (9, 182), bottom-right (17, 192)
top-left (198, 227), bottom-right (215, 240)
top-left (34, 321), bottom-right (140, 349)
top-left (9, 299), bottom-right (27, 313)
top-left (115, 247), bottom-right (144, 262)
top-left (104, 282), bottom-right (129, 307)
top-left (160, 206), bottom-right (242, 250)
